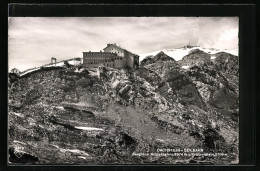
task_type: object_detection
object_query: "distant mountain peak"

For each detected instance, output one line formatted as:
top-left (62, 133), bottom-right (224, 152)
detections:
top-left (139, 47), bottom-right (238, 62)
top-left (140, 51), bottom-right (176, 66)
top-left (188, 48), bottom-right (208, 54)
top-left (156, 51), bottom-right (166, 55)
top-left (154, 51), bottom-right (176, 60)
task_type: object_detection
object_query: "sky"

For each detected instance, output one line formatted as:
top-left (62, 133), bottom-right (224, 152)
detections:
top-left (8, 17), bottom-right (238, 71)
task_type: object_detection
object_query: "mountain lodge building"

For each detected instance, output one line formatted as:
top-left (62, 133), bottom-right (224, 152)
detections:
top-left (83, 43), bottom-right (139, 69)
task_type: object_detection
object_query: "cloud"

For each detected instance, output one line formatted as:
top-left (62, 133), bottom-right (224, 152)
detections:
top-left (196, 17), bottom-right (238, 49)
top-left (8, 17), bottom-right (238, 71)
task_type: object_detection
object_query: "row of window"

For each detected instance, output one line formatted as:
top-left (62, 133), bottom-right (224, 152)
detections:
top-left (105, 63), bottom-right (114, 67)
top-left (85, 57), bottom-right (124, 60)
top-left (111, 48), bottom-right (121, 51)
top-left (85, 60), bottom-right (113, 63)
top-left (112, 51), bottom-right (122, 54)
top-left (86, 61), bottom-right (112, 64)
top-left (86, 57), bottom-right (112, 60)
top-left (85, 53), bottom-right (114, 56)
top-left (85, 61), bottom-right (114, 66)
top-left (109, 47), bottom-right (123, 53)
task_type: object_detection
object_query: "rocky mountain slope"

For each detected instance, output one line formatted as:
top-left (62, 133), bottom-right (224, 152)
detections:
top-left (8, 49), bottom-right (238, 165)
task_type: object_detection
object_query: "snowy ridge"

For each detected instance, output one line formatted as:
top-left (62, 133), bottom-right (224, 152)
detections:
top-left (19, 58), bottom-right (82, 76)
top-left (19, 67), bottom-right (41, 77)
top-left (43, 58), bottom-right (81, 68)
top-left (139, 47), bottom-right (238, 62)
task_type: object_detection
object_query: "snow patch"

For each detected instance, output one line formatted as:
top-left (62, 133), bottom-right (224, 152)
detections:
top-left (51, 144), bottom-right (89, 156)
top-left (67, 149), bottom-right (89, 156)
top-left (56, 106), bottom-right (64, 110)
top-left (19, 68), bottom-right (41, 76)
top-left (74, 126), bottom-right (104, 131)
top-left (78, 156), bottom-right (86, 159)
top-left (156, 139), bottom-right (166, 143)
top-left (39, 125), bottom-right (45, 129)
top-left (112, 79), bottom-right (120, 88)
top-left (211, 56), bottom-right (216, 60)
top-left (13, 140), bottom-right (26, 145)
top-left (68, 60), bottom-right (81, 66)
top-left (12, 112), bottom-right (24, 118)
top-left (181, 66), bottom-right (190, 69)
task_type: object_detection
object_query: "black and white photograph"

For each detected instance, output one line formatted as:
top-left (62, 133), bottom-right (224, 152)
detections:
top-left (8, 17), bottom-right (239, 165)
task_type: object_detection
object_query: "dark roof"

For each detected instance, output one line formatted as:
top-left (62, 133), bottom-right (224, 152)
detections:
top-left (104, 44), bottom-right (139, 57)
top-left (104, 44), bottom-right (125, 51)
top-left (82, 52), bottom-right (115, 54)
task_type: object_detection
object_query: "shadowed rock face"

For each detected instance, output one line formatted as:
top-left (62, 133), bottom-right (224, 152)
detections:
top-left (8, 50), bottom-right (238, 164)
top-left (9, 148), bottom-right (39, 164)
top-left (178, 49), bottom-right (212, 67)
top-left (213, 52), bottom-right (238, 76)
top-left (140, 51), bottom-right (176, 66)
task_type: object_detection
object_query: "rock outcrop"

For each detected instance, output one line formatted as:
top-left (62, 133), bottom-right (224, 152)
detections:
top-left (8, 50), bottom-right (238, 164)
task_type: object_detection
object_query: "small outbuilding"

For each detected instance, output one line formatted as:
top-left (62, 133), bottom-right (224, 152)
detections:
top-left (51, 57), bottom-right (57, 65)
top-left (10, 68), bottom-right (20, 74)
